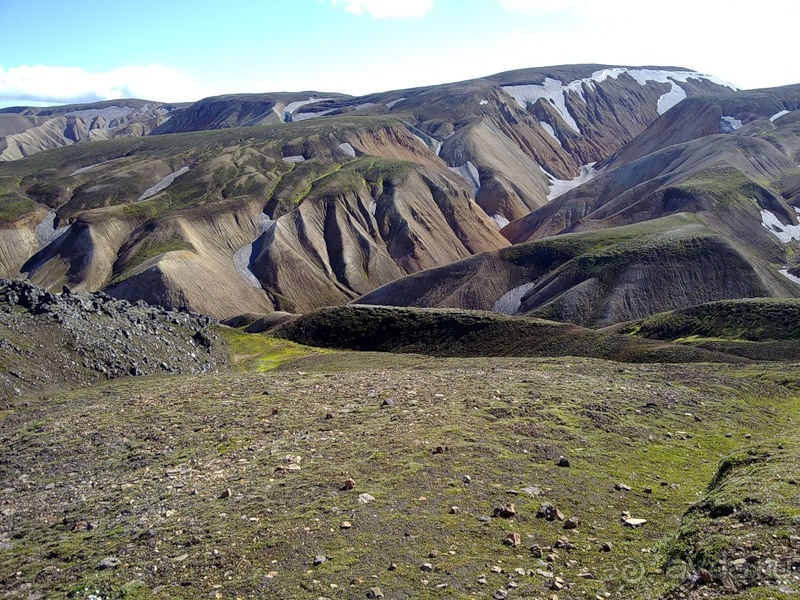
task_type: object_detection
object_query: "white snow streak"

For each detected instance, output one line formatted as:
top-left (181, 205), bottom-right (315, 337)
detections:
top-left (502, 77), bottom-right (583, 132)
top-left (538, 120), bottom-right (560, 145)
top-left (656, 82), bottom-right (687, 115)
top-left (770, 110), bottom-right (790, 122)
top-left (493, 282), bottom-right (537, 315)
top-left (282, 155), bottom-right (305, 163)
top-left (385, 98), bottom-right (407, 109)
top-left (779, 269), bottom-right (800, 285)
top-left (760, 209), bottom-right (800, 243)
top-left (479, 99), bottom-right (489, 105)
top-left (546, 162), bottom-right (597, 201)
top-left (720, 116), bottom-right (744, 133)
top-left (282, 97), bottom-right (331, 121)
top-left (232, 213), bottom-right (275, 288)
top-left (338, 142), bottom-right (356, 157)
top-left (34, 210), bottom-right (70, 249)
top-left (448, 161), bottom-right (481, 195)
top-left (137, 166), bottom-right (189, 201)
top-left (491, 213), bottom-right (510, 228)
top-left (368, 200), bottom-right (377, 215)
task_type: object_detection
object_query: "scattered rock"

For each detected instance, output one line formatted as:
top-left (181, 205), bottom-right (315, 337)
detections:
top-left (600, 542), bottom-right (613, 552)
top-left (420, 562), bottom-right (433, 572)
top-left (504, 532), bottom-right (521, 547)
top-left (530, 544), bottom-right (543, 558)
top-left (462, 475), bottom-right (472, 484)
top-left (494, 590), bottom-right (508, 600)
top-left (433, 445), bottom-right (446, 454)
top-left (342, 479), bottom-right (356, 490)
top-left (366, 587), bottom-right (384, 599)
top-left (340, 521), bottom-right (352, 529)
top-left (388, 562), bottom-right (397, 571)
top-left (449, 506), bottom-right (460, 514)
top-left (563, 517), bottom-right (579, 530)
top-left (556, 456), bottom-right (571, 467)
top-left (96, 557), bottom-right (121, 570)
top-left (614, 483), bottom-right (631, 491)
top-left (536, 503), bottom-right (565, 521)
top-left (357, 493), bottom-right (375, 504)
top-left (643, 487), bottom-right (653, 494)
top-left (313, 555), bottom-right (327, 566)
top-left (494, 503), bottom-right (516, 518)
top-left (491, 565), bottom-right (503, 573)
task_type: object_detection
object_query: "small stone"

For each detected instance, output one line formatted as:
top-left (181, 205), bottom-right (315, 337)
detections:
top-left (537, 502), bottom-right (564, 521)
top-left (342, 478), bottom-right (356, 490)
top-left (725, 433), bottom-right (733, 438)
top-left (495, 503), bottom-right (516, 518)
top-left (449, 506), bottom-right (460, 514)
top-left (463, 475), bottom-right (472, 483)
top-left (556, 455), bottom-right (571, 467)
top-left (563, 517), bottom-right (579, 530)
top-left (600, 542), bottom-right (613, 552)
top-left (530, 544), bottom-right (543, 558)
top-left (504, 532), bottom-right (521, 547)
top-left (219, 488), bottom-right (232, 499)
top-left (381, 399), bottom-right (396, 408)
top-left (366, 587), bottom-right (384, 599)
top-left (357, 493), bottom-right (375, 504)
top-left (428, 550), bottom-right (439, 558)
top-left (622, 517), bottom-right (647, 527)
top-left (614, 483), bottom-right (631, 491)
top-left (550, 579), bottom-right (563, 591)
top-left (644, 487), bottom-right (653, 494)
top-left (577, 571), bottom-right (595, 579)
top-left (96, 556), bottom-right (121, 570)
top-left (420, 563), bottom-right (433, 572)
top-left (478, 576), bottom-right (487, 584)
top-left (494, 590), bottom-right (508, 600)
top-left (433, 445), bottom-right (446, 454)
top-left (491, 565), bottom-right (504, 573)
top-left (514, 568), bottom-right (526, 576)
top-left (388, 562), bottom-right (397, 571)
top-left (340, 521), bottom-right (352, 529)
top-left (699, 568), bottom-right (713, 584)
top-left (745, 554), bottom-right (758, 564)
top-left (313, 555), bottom-right (327, 566)
top-left (744, 434), bottom-right (752, 439)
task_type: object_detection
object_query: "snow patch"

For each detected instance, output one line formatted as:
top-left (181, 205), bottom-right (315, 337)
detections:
top-left (494, 282), bottom-right (537, 315)
top-left (34, 210), bottom-right (70, 249)
top-left (385, 98), bottom-right (407, 109)
top-left (761, 209), bottom-right (800, 243)
top-left (65, 105), bottom-right (140, 128)
top-left (479, 99), bottom-right (489, 105)
top-left (779, 269), bottom-right (800, 285)
top-left (502, 78), bottom-right (583, 133)
top-left (770, 110), bottom-right (790, 122)
top-left (547, 162), bottom-right (597, 201)
top-left (137, 166), bottom-right (189, 202)
top-left (656, 82), bottom-right (687, 115)
top-left (368, 200), bottom-right (377, 215)
top-left (282, 155), bottom-right (305, 164)
top-left (290, 109), bottom-right (335, 122)
top-left (491, 213), bottom-right (510, 228)
top-left (448, 161), bottom-right (481, 195)
top-left (720, 116), bottom-right (743, 133)
top-left (538, 120), bottom-right (560, 145)
top-left (232, 213), bottom-right (276, 288)
top-left (504, 68), bottom-right (737, 135)
top-left (282, 97), bottom-right (331, 122)
top-left (338, 142), bottom-right (356, 157)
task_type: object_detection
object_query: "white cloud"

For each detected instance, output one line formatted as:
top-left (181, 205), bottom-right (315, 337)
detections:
top-left (0, 64), bottom-right (209, 106)
top-left (329, 0), bottom-right (433, 18)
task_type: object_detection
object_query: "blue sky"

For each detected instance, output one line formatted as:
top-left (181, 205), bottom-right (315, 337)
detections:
top-left (1, 0), bottom-right (797, 108)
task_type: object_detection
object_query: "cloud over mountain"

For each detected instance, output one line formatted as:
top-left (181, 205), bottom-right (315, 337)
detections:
top-left (0, 64), bottom-right (208, 106)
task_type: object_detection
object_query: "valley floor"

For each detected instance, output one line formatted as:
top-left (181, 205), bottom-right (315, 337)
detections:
top-left (1, 348), bottom-right (798, 599)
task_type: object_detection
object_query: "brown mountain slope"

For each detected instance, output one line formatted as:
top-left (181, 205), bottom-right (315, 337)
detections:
top-left (0, 117), bottom-right (506, 317)
top-left (0, 99), bottom-right (184, 161)
top-left (356, 214), bottom-right (797, 328)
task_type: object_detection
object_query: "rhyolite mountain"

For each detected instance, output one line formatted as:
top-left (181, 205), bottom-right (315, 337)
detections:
top-left (0, 99), bottom-right (185, 161)
top-left (0, 64), bottom-right (775, 321)
top-left (357, 85), bottom-right (800, 327)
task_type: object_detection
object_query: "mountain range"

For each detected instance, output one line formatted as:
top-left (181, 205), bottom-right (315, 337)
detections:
top-left (1, 64), bottom-right (799, 327)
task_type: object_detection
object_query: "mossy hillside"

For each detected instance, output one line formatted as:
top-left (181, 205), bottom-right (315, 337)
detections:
top-left (0, 116), bottom-right (401, 222)
top-left (625, 298), bottom-right (800, 342)
top-left (275, 304), bottom-right (740, 364)
top-left (1, 355), bottom-right (797, 599)
top-left (215, 326), bottom-right (331, 372)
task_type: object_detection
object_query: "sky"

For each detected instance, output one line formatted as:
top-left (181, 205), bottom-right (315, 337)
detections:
top-left (0, 0), bottom-right (798, 108)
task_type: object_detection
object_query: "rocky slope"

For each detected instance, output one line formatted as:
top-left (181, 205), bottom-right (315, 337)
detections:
top-left (0, 278), bottom-right (225, 399)
top-left (0, 99), bottom-right (184, 161)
